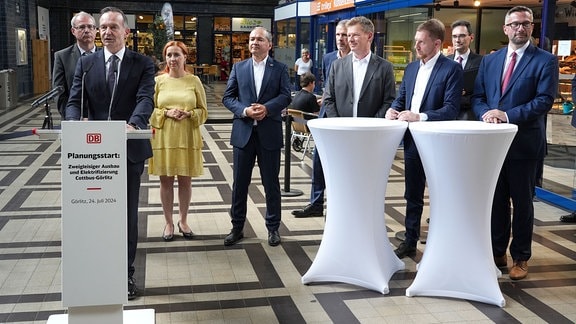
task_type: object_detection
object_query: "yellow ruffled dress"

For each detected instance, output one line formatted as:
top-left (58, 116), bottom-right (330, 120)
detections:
top-left (148, 73), bottom-right (208, 177)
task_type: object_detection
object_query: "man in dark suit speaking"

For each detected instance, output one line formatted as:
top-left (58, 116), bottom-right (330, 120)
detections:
top-left (52, 11), bottom-right (97, 120)
top-left (222, 27), bottom-right (291, 247)
top-left (472, 6), bottom-right (558, 280)
top-left (66, 7), bottom-right (155, 299)
top-left (385, 18), bottom-right (463, 259)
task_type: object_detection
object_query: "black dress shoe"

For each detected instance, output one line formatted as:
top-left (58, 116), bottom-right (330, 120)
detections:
top-left (128, 276), bottom-right (138, 300)
top-left (268, 230), bottom-right (281, 246)
top-left (560, 212), bottom-right (576, 223)
top-left (224, 229), bottom-right (244, 246)
top-left (178, 221), bottom-right (194, 239)
top-left (291, 204), bottom-right (323, 218)
top-left (394, 242), bottom-right (416, 258)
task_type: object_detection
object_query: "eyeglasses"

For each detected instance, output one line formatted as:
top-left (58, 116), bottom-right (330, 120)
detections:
top-left (73, 24), bottom-right (96, 30)
top-left (505, 22), bottom-right (533, 30)
top-left (451, 34), bottom-right (469, 39)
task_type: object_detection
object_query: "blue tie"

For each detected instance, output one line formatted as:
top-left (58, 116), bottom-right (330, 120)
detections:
top-left (107, 55), bottom-right (118, 95)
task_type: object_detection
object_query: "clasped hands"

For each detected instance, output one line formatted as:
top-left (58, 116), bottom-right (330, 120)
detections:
top-left (165, 108), bottom-right (191, 121)
top-left (246, 103), bottom-right (268, 121)
top-left (385, 108), bottom-right (420, 122)
top-left (481, 109), bottom-right (506, 124)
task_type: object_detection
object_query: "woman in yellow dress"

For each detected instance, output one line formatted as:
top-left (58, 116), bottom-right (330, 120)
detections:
top-left (149, 41), bottom-right (208, 241)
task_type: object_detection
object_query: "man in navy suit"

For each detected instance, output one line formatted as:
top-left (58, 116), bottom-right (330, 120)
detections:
top-left (472, 6), bottom-right (558, 280)
top-left (446, 20), bottom-right (483, 120)
top-left (66, 7), bottom-right (155, 299)
top-left (385, 18), bottom-right (463, 258)
top-left (52, 11), bottom-right (97, 120)
top-left (291, 19), bottom-right (350, 218)
top-left (222, 27), bottom-right (291, 247)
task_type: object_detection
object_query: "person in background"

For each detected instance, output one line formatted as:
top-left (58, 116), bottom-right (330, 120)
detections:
top-left (148, 41), bottom-right (208, 241)
top-left (291, 72), bottom-right (320, 115)
top-left (385, 18), bottom-right (462, 259)
top-left (294, 48), bottom-right (313, 90)
top-left (222, 27), bottom-right (291, 247)
top-left (291, 19), bottom-right (350, 218)
top-left (472, 6), bottom-right (558, 280)
top-left (66, 6), bottom-right (156, 300)
top-left (447, 20), bottom-right (483, 120)
top-left (52, 11), bottom-right (97, 120)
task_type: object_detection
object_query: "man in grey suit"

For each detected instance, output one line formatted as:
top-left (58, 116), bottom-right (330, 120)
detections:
top-left (324, 16), bottom-right (396, 118)
top-left (447, 20), bottom-right (483, 120)
top-left (52, 11), bottom-right (97, 120)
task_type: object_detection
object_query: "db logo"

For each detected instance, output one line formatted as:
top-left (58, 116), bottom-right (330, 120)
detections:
top-left (86, 133), bottom-right (102, 144)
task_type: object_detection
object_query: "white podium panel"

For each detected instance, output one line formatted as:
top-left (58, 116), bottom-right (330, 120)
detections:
top-left (61, 121), bottom-right (127, 308)
top-left (301, 118), bottom-right (407, 294)
top-left (406, 121), bottom-right (517, 307)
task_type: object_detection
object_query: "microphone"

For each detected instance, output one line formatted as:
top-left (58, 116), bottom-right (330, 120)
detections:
top-left (31, 86), bottom-right (63, 108)
top-left (80, 60), bottom-right (95, 120)
top-left (107, 62), bottom-right (118, 121)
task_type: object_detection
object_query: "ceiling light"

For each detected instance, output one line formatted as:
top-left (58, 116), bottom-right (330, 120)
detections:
top-left (474, 0), bottom-right (481, 6)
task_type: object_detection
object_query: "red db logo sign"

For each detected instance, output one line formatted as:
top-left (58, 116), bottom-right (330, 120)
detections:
top-left (86, 133), bottom-right (102, 144)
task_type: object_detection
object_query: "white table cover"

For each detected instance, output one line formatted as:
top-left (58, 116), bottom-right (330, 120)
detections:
top-left (302, 117), bottom-right (407, 294)
top-left (406, 121), bottom-right (517, 307)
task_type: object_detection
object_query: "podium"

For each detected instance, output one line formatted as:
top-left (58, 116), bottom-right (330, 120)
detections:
top-left (405, 121), bottom-right (517, 307)
top-left (37, 122), bottom-right (155, 324)
top-left (301, 118), bottom-right (407, 294)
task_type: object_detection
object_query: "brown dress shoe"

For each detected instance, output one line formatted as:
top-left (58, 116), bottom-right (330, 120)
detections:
top-left (494, 255), bottom-right (507, 268)
top-left (509, 260), bottom-right (528, 280)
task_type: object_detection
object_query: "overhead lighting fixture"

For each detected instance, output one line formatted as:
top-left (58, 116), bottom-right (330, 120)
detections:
top-left (474, 0), bottom-right (481, 6)
top-left (399, 13), bottom-right (422, 18)
top-left (138, 15), bottom-right (144, 20)
top-left (435, 3), bottom-right (441, 11)
top-left (454, 0), bottom-right (459, 7)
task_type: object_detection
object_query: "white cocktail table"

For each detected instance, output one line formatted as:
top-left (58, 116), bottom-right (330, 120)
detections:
top-left (406, 121), bottom-right (517, 307)
top-left (302, 117), bottom-right (407, 294)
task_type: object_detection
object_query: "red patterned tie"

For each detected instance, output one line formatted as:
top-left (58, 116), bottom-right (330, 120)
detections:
top-left (457, 56), bottom-right (463, 68)
top-left (501, 52), bottom-right (516, 91)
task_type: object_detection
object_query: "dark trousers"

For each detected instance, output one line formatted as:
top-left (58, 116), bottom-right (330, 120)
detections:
top-left (127, 159), bottom-right (144, 278)
top-left (403, 154), bottom-right (426, 246)
top-left (231, 130), bottom-right (281, 232)
top-left (309, 147), bottom-right (325, 207)
top-left (491, 159), bottom-right (538, 261)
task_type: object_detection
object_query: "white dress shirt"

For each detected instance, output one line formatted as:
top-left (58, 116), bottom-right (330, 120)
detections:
top-left (352, 53), bottom-right (370, 117)
top-left (410, 51), bottom-right (441, 121)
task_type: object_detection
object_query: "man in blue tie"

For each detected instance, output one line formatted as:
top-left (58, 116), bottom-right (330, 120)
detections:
top-left (66, 7), bottom-right (155, 299)
top-left (472, 6), bottom-right (558, 280)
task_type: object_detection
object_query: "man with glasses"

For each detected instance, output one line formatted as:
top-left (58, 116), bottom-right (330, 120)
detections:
top-left (447, 20), bottom-right (482, 120)
top-left (472, 6), bottom-right (558, 280)
top-left (52, 11), bottom-right (97, 120)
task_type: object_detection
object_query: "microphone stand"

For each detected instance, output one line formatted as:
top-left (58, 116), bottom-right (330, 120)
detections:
top-left (31, 86), bottom-right (63, 130)
top-left (42, 100), bottom-right (54, 130)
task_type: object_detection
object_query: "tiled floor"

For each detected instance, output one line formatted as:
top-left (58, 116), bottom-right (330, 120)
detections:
top-left (0, 81), bottom-right (574, 323)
